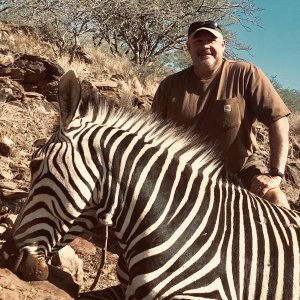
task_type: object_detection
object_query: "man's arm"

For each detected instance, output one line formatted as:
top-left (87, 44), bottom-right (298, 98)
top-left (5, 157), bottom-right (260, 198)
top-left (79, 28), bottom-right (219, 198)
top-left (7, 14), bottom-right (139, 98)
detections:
top-left (250, 116), bottom-right (290, 208)
top-left (269, 116), bottom-right (289, 174)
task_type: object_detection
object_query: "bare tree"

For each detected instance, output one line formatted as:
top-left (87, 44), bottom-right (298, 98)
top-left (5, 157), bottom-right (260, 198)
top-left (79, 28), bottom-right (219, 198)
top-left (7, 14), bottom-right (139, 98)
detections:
top-left (92, 0), bottom-right (261, 64)
top-left (1, 0), bottom-right (261, 65)
top-left (0, 1), bottom-right (10, 13)
top-left (2, 0), bottom-right (105, 63)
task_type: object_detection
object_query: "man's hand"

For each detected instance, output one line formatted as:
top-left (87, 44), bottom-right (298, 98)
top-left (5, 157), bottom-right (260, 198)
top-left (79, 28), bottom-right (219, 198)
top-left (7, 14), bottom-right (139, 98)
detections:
top-left (250, 174), bottom-right (281, 197)
top-left (250, 174), bottom-right (290, 209)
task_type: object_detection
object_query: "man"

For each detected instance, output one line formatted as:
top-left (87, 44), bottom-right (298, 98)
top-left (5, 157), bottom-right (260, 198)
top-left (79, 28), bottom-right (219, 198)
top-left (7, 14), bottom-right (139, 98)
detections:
top-left (151, 20), bottom-right (290, 209)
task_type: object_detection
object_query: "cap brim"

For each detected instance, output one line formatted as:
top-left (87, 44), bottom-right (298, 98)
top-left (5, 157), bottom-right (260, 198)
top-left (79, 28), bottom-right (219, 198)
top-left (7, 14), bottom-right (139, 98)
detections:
top-left (189, 27), bottom-right (223, 39)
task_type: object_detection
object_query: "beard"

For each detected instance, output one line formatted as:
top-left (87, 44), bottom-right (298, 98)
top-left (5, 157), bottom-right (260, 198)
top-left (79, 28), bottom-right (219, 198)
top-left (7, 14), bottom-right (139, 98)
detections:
top-left (195, 55), bottom-right (217, 69)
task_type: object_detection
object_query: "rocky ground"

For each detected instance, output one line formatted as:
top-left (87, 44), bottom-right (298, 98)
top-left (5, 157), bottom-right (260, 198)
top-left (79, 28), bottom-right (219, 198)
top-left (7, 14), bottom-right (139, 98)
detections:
top-left (0, 97), bottom-right (122, 299)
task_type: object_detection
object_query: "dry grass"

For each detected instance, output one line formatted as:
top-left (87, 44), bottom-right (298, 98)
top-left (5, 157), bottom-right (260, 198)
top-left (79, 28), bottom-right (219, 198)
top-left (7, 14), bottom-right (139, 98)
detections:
top-left (55, 45), bottom-right (160, 101)
top-left (85, 45), bottom-right (135, 79)
top-left (0, 22), bottom-right (56, 58)
top-left (0, 21), bottom-right (159, 100)
top-left (83, 45), bottom-right (159, 95)
top-left (57, 56), bottom-right (89, 79)
top-left (289, 112), bottom-right (300, 136)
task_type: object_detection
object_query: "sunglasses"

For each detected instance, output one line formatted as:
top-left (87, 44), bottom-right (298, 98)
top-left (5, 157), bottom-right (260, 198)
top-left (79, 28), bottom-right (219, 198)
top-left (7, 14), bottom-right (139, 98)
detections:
top-left (188, 21), bottom-right (222, 37)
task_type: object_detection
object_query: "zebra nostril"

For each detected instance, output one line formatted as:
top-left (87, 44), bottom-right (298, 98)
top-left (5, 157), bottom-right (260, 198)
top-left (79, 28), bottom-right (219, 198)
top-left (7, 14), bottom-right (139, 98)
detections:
top-left (0, 249), bottom-right (8, 261)
top-left (6, 251), bottom-right (25, 273)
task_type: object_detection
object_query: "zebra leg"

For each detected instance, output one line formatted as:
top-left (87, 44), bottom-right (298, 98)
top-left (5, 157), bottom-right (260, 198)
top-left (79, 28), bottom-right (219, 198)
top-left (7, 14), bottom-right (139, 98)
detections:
top-left (116, 253), bottom-right (129, 286)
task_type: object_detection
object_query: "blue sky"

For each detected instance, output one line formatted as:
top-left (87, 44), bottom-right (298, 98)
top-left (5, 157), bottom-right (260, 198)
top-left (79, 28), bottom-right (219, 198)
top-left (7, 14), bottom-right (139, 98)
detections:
top-left (231, 0), bottom-right (300, 90)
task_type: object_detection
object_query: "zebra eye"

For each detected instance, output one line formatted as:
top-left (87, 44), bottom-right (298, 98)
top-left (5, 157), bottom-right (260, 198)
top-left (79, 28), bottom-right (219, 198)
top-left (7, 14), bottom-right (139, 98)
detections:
top-left (29, 159), bottom-right (43, 173)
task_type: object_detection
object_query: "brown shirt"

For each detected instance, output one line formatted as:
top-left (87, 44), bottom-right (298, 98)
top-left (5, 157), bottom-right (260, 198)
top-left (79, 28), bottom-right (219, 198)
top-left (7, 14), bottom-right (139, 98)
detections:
top-left (152, 59), bottom-right (290, 173)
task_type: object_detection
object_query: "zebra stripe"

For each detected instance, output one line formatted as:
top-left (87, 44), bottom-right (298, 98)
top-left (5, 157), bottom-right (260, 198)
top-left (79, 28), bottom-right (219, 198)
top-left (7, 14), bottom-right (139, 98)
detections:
top-left (2, 70), bottom-right (299, 300)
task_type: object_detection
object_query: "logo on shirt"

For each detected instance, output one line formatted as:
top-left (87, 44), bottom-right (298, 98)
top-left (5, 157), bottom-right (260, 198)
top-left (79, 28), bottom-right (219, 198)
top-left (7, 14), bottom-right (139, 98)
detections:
top-left (224, 104), bottom-right (231, 113)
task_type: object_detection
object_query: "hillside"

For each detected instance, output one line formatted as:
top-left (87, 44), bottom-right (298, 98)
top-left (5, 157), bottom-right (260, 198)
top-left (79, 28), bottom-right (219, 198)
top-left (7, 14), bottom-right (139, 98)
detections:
top-left (0, 21), bottom-right (300, 299)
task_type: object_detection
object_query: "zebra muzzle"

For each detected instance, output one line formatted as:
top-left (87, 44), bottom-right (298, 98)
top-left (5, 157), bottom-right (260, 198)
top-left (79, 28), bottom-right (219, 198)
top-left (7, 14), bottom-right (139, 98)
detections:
top-left (1, 241), bottom-right (49, 281)
top-left (17, 249), bottom-right (49, 281)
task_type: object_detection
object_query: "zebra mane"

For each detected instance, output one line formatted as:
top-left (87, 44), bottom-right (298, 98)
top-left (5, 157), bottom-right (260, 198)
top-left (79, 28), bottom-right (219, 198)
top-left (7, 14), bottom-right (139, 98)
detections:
top-left (77, 79), bottom-right (224, 172)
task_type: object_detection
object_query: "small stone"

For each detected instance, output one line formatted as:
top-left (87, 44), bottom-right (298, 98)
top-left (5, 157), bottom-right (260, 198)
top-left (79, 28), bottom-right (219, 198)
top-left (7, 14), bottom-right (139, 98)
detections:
top-left (0, 142), bottom-right (11, 156)
top-left (0, 181), bottom-right (17, 190)
top-left (51, 245), bottom-right (84, 285)
top-left (69, 236), bottom-right (97, 255)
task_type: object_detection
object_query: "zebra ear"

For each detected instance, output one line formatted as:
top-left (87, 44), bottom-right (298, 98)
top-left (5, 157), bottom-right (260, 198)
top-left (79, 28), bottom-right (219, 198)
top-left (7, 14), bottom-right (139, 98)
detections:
top-left (58, 69), bottom-right (81, 127)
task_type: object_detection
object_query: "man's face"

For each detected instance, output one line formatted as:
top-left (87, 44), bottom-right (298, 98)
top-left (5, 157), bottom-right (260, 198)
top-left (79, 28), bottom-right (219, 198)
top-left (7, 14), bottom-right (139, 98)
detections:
top-left (187, 30), bottom-right (226, 71)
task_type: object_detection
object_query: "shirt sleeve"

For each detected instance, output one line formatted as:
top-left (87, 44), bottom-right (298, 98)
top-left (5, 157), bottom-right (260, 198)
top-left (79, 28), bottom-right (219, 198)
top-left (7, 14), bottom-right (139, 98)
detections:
top-left (246, 65), bottom-right (291, 126)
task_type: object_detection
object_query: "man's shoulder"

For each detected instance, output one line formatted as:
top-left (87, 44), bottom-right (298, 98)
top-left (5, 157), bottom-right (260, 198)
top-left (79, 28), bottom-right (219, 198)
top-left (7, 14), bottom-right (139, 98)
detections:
top-left (223, 59), bottom-right (254, 71)
top-left (222, 59), bottom-right (267, 79)
top-left (161, 66), bottom-right (193, 84)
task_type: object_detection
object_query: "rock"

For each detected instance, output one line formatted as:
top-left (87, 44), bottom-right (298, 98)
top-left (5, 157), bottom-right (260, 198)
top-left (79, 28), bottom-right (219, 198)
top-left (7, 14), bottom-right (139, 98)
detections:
top-left (0, 169), bottom-right (13, 180)
top-left (0, 53), bottom-right (64, 102)
top-left (47, 264), bottom-right (80, 298)
top-left (92, 79), bottom-right (118, 90)
top-left (286, 162), bottom-right (300, 188)
top-left (290, 138), bottom-right (300, 159)
top-left (23, 61), bottom-right (47, 83)
top-left (51, 245), bottom-right (84, 285)
top-left (0, 188), bottom-right (28, 200)
top-left (0, 212), bottom-right (16, 238)
top-left (0, 181), bottom-right (17, 190)
top-left (0, 88), bottom-right (13, 102)
top-left (0, 211), bottom-right (16, 225)
top-left (69, 236), bottom-right (97, 256)
top-left (0, 225), bottom-right (7, 236)
top-left (0, 142), bottom-right (11, 156)
top-left (110, 74), bottom-right (125, 81)
top-left (0, 212), bottom-right (17, 240)
top-left (0, 267), bottom-right (75, 299)
top-left (8, 68), bottom-right (26, 81)
top-left (14, 54), bottom-right (64, 79)
top-left (24, 91), bottom-right (45, 101)
top-left (9, 162), bottom-right (29, 181)
top-left (0, 205), bottom-right (9, 214)
top-left (0, 77), bottom-right (25, 102)
top-left (36, 81), bottom-right (59, 102)
top-left (0, 52), bottom-right (14, 67)
top-left (1, 136), bottom-right (14, 146)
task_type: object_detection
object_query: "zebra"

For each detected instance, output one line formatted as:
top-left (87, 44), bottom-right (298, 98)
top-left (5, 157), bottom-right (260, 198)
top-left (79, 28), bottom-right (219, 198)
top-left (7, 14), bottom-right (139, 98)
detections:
top-left (1, 69), bottom-right (300, 300)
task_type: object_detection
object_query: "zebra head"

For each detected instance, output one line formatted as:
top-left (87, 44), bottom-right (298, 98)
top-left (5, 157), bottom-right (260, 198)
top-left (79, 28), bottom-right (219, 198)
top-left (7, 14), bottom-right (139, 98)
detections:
top-left (1, 70), bottom-right (99, 280)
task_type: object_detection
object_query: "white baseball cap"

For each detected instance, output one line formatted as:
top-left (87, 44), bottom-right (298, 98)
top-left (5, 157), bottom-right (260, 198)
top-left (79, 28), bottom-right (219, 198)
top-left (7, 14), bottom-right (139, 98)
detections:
top-left (188, 21), bottom-right (223, 39)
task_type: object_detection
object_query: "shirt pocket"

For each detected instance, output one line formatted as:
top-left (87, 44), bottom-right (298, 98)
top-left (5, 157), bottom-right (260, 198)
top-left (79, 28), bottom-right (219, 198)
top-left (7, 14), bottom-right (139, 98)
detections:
top-left (215, 98), bottom-right (241, 128)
